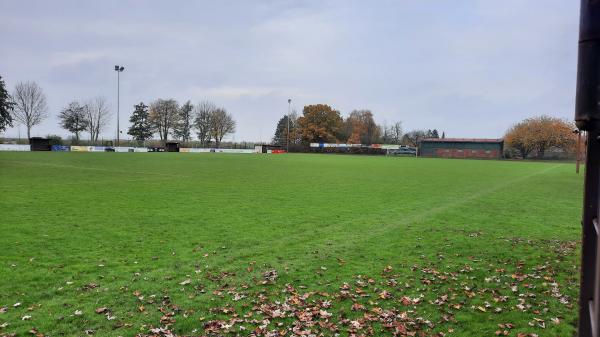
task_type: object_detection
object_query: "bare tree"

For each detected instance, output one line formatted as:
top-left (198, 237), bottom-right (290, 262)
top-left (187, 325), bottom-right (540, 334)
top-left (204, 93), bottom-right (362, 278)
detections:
top-left (210, 108), bottom-right (236, 148)
top-left (173, 100), bottom-right (193, 141)
top-left (401, 130), bottom-right (427, 147)
top-left (84, 97), bottom-right (111, 142)
top-left (149, 99), bottom-right (179, 142)
top-left (12, 81), bottom-right (48, 139)
top-left (389, 121), bottom-right (403, 144)
top-left (194, 100), bottom-right (217, 147)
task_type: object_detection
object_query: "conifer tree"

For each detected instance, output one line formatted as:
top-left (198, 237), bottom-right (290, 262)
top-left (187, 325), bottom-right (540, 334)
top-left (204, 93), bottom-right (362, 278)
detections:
top-left (0, 76), bottom-right (14, 133)
top-left (127, 102), bottom-right (153, 142)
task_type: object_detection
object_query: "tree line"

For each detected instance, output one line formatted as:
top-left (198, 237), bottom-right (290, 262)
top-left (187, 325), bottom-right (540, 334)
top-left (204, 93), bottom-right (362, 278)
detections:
top-left (0, 76), bottom-right (236, 147)
top-left (271, 103), bottom-right (442, 148)
top-left (0, 75), bottom-right (579, 157)
top-left (270, 104), bottom-right (578, 159)
top-left (127, 100), bottom-right (235, 147)
top-left (272, 104), bottom-right (577, 159)
top-left (504, 115), bottom-right (576, 159)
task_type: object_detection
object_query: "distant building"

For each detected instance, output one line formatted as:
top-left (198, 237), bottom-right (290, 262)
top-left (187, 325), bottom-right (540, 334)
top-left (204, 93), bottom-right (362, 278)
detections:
top-left (255, 144), bottom-right (284, 153)
top-left (29, 137), bottom-right (51, 151)
top-left (419, 138), bottom-right (504, 159)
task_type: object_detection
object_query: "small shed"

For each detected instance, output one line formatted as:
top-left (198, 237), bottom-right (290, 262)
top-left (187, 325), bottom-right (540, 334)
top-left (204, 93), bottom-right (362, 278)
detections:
top-left (165, 142), bottom-right (180, 152)
top-left (255, 144), bottom-right (284, 153)
top-left (29, 137), bottom-right (51, 151)
top-left (419, 138), bottom-right (504, 159)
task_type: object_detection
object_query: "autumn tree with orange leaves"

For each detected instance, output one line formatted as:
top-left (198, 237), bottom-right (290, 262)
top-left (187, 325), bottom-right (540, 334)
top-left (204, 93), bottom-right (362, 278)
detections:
top-left (504, 115), bottom-right (576, 159)
top-left (343, 109), bottom-right (381, 145)
top-left (297, 104), bottom-right (343, 143)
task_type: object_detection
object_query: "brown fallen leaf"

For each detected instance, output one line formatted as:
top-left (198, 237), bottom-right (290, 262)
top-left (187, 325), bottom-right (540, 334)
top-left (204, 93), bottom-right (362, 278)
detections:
top-left (351, 303), bottom-right (365, 311)
top-left (263, 270), bottom-right (278, 282)
top-left (379, 290), bottom-right (391, 299)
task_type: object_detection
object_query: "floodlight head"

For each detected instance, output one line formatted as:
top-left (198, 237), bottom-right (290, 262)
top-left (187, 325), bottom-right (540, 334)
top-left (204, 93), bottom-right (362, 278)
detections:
top-left (288, 98), bottom-right (291, 104)
top-left (114, 65), bottom-right (119, 71)
top-left (120, 66), bottom-right (125, 72)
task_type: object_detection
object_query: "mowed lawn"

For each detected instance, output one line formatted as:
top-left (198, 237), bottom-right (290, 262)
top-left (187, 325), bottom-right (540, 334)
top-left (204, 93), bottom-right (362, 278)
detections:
top-left (0, 152), bottom-right (583, 337)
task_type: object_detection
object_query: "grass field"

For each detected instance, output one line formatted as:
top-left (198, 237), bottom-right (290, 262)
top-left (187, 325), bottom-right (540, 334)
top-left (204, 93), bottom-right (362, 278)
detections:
top-left (0, 152), bottom-right (583, 337)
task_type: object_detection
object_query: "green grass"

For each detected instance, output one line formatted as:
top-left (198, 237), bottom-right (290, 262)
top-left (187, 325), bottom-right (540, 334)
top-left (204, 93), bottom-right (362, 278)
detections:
top-left (0, 152), bottom-right (583, 336)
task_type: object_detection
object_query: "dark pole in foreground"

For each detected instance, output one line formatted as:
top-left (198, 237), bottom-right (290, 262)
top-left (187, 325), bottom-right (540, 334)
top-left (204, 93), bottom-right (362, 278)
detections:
top-left (575, 1), bottom-right (600, 336)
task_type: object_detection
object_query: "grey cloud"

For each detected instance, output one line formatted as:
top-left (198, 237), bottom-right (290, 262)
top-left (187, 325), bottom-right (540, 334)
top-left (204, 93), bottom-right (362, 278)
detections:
top-left (0, 0), bottom-right (579, 141)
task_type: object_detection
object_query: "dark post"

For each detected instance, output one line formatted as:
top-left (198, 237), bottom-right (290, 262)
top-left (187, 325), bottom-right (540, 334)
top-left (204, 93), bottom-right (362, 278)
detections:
top-left (575, 1), bottom-right (600, 336)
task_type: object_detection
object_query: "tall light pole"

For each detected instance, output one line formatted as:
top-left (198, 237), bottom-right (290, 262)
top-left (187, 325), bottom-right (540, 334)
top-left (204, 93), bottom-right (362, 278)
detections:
top-left (114, 65), bottom-right (125, 146)
top-left (287, 98), bottom-right (291, 152)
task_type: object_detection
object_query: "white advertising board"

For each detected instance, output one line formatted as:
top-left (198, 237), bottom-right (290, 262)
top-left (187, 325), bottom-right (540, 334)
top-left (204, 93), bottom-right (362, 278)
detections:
top-left (0, 144), bottom-right (30, 151)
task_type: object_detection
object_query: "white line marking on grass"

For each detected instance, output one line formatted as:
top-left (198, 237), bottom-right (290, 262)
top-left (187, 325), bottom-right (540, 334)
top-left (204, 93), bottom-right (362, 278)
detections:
top-left (7, 177), bottom-right (177, 189)
top-left (224, 164), bottom-right (564, 259)
top-left (356, 164), bottom-right (563, 239)
top-left (1, 160), bottom-right (191, 178)
top-left (249, 164), bottom-right (563, 253)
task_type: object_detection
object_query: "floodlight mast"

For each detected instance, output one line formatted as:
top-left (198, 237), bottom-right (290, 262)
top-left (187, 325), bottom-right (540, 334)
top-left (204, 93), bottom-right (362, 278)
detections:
top-left (114, 65), bottom-right (125, 146)
top-left (575, 1), bottom-right (600, 336)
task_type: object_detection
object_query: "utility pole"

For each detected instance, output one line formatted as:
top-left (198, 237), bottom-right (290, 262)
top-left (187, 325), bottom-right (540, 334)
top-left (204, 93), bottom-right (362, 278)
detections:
top-left (114, 65), bottom-right (125, 146)
top-left (287, 98), bottom-right (291, 152)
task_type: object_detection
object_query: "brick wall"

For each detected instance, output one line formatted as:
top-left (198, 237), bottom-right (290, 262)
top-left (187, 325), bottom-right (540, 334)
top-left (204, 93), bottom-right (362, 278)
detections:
top-left (434, 148), bottom-right (500, 159)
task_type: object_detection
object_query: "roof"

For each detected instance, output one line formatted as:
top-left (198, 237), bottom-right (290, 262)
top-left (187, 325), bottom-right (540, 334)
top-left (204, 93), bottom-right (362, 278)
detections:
top-left (420, 138), bottom-right (503, 143)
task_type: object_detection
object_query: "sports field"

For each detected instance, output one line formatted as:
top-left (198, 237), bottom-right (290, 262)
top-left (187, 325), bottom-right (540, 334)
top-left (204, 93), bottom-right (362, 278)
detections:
top-left (0, 153), bottom-right (583, 336)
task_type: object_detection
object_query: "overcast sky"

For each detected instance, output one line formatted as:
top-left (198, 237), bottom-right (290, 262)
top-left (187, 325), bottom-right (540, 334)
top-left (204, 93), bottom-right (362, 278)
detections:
top-left (0, 0), bottom-right (579, 142)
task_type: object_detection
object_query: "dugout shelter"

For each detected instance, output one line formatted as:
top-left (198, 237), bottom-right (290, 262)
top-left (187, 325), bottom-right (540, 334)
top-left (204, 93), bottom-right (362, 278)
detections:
top-left (29, 137), bottom-right (51, 151)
